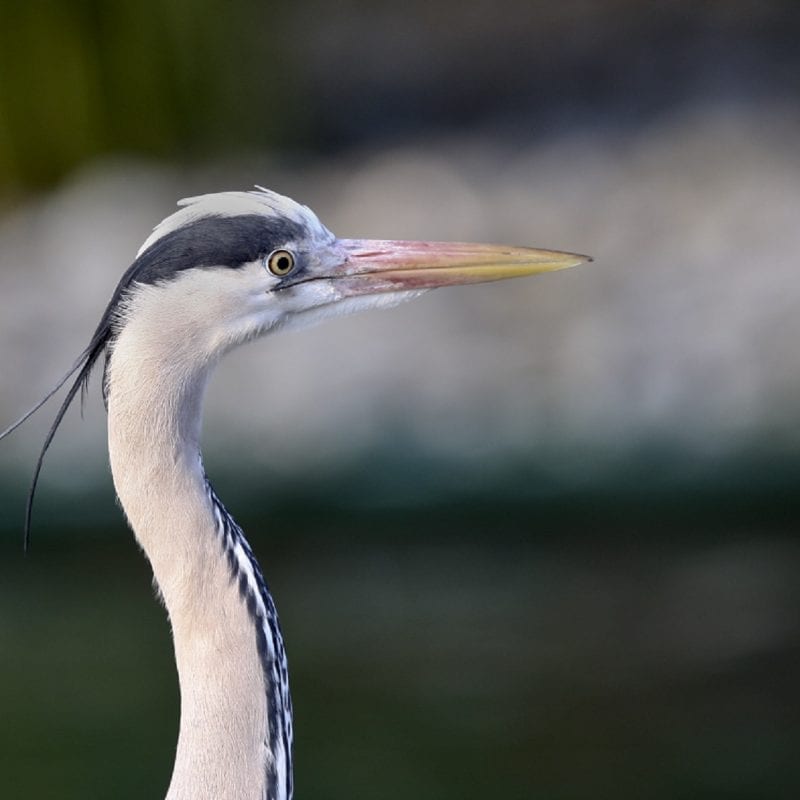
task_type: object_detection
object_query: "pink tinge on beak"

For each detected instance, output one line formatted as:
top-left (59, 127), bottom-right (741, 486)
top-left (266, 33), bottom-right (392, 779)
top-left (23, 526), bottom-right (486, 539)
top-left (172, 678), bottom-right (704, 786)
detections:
top-left (331, 239), bottom-right (590, 295)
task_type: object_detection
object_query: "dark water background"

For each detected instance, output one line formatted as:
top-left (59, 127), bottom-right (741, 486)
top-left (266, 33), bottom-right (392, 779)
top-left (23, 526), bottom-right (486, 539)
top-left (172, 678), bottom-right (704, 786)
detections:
top-left (2, 479), bottom-right (799, 799)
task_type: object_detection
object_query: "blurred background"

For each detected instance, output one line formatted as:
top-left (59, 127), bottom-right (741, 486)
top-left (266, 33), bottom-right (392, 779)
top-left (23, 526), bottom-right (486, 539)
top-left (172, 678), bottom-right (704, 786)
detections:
top-left (1, 1), bottom-right (799, 797)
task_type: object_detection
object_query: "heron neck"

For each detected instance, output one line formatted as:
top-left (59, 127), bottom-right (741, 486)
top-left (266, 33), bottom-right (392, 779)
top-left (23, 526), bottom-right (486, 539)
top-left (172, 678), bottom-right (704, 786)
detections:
top-left (106, 326), bottom-right (274, 800)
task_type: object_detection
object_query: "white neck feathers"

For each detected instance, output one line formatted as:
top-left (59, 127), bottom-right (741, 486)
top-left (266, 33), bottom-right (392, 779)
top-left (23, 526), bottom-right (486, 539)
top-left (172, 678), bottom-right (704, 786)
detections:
top-left (105, 278), bottom-right (286, 800)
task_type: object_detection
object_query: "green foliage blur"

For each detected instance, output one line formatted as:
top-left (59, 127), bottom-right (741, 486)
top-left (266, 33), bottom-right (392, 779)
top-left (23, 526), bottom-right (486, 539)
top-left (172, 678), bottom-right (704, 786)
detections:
top-left (0, 1), bottom-right (302, 191)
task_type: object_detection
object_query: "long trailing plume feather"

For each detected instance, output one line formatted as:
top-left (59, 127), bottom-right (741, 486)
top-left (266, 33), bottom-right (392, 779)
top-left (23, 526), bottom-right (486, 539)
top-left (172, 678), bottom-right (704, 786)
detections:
top-left (0, 348), bottom-right (92, 441)
top-left (0, 201), bottom-right (181, 551)
top-left (0, 317), bottom-right (112, 552)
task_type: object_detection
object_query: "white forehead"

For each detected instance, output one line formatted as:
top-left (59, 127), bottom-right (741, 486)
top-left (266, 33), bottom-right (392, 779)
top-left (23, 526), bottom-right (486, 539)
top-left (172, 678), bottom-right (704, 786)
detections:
top-left (137, 186), bottom-right (332, 256)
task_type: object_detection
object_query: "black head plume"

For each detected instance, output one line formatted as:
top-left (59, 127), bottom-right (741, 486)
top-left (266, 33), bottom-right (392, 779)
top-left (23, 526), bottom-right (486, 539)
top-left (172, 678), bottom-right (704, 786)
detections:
top-left (0, 319), bottom-right (112, 551)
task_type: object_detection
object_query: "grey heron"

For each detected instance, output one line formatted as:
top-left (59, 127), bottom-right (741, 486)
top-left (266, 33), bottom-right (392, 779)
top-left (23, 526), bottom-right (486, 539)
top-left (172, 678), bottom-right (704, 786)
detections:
top-left (0, 187), bottom-right (588, 800)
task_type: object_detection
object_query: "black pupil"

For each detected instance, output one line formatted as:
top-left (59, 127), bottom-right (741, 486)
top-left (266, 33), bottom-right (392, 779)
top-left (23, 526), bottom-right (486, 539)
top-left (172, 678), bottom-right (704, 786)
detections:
top-left (276, 254), bottom-right (291, 272)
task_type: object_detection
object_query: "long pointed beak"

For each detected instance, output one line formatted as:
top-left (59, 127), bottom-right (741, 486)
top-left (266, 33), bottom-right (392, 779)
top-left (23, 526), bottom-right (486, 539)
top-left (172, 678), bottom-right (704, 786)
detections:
top-left (330, 239), bottom-right (590, 295)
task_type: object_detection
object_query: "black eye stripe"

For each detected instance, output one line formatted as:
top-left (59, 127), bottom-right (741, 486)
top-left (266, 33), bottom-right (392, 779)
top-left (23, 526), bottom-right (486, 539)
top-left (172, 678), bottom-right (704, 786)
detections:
top-left (91, 212), bottom-right (309, 359)
top-left (133, 215), bottom-right (307, 284)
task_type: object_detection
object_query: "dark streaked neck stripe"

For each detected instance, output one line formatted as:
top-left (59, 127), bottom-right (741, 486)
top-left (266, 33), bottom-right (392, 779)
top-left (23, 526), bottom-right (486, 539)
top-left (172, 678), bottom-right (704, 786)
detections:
top-left (204, 477), bottom-right (293, 800)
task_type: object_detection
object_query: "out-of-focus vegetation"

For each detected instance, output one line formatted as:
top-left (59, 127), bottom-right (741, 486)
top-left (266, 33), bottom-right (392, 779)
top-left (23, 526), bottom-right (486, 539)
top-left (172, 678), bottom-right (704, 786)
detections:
top-left (0, 1), bottom-right (299, 191)
top-left (2, 0), bottom-right (798, 193)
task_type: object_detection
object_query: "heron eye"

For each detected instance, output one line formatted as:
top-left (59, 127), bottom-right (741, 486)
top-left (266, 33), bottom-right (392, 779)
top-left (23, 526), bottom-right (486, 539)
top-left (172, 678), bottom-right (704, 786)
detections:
top-left (266, 249), bottom-right (296, 276)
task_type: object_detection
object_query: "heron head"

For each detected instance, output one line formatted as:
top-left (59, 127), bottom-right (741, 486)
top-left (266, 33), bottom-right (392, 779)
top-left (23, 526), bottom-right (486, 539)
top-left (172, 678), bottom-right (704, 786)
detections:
top-left (112, 187), bottom-right (587, 361)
